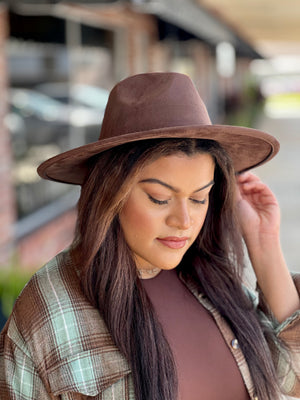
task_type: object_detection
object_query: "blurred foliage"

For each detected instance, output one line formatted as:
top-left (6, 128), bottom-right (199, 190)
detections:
top-left (223, 79), bottom-right (264, 128)
top-left (0, 258), bottom-right (33, 318)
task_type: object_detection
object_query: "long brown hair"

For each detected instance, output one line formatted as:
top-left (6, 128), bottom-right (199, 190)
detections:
top-left (72, 138), bottom-right (280, 400)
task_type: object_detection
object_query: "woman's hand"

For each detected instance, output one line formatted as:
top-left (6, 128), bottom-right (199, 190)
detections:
top-left (236, 172), bottom-right (280, 248)
top-left (236, 172), bottom-right (300, 322)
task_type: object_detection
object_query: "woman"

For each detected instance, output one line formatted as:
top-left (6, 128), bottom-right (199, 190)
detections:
top-left (0, 72), bottom-right (299, 400)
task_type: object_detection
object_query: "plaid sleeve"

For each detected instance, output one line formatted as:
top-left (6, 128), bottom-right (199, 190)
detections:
top-left (0, 251), bottom-right (133, 399)
top-left (273, 275), bottom-right (300, 398)
top-left (253, 274), bottom-right (300, 398)
top-left (0, 325), bottom-right (52, 399)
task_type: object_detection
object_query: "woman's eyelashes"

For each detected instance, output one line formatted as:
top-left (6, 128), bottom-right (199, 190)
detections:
top-left (190, 198), bottom-right (207, 205)
top-left (147, 194), bottom-right (169, 205)
top-left (147, 194), bottom-right (207, 206)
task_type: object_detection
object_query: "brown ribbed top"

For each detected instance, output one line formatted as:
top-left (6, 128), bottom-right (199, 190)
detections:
top-left (141, 268), bottom-right (250, 400)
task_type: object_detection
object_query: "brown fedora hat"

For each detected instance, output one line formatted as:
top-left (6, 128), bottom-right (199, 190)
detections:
top-left (37, 72), bottom-right (279, 185)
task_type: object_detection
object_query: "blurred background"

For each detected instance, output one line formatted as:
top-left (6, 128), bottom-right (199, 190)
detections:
top-left (0, 0), bottom-right (300, 334)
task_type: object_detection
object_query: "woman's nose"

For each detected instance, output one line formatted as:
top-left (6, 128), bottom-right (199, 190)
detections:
top-left (166, 201), bottom-right (192, 229)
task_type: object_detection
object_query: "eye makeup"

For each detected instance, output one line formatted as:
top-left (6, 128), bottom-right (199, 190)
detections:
top-left (147, 193), bottom-right (208, 206)
top-left (147, 194), bottom-right (169, 205)
top-left (140, 177), bottom-right (214, 207)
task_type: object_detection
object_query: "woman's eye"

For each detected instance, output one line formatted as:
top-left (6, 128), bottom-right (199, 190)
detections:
top-left (190, 198), bottom-right (207, 205)
top-left (147, 194), bottom-right (169, 205)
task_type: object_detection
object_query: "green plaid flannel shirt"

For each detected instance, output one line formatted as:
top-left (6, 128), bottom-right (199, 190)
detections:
top-left (0, 250), bottom-right (300, 399)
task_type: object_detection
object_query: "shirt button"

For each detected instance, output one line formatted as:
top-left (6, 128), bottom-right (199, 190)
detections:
top-left (231, 339), bottom-right (240, 349)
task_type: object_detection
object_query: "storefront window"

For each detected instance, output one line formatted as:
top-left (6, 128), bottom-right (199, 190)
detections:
top-left (7, 12), bottom-right (113, 220)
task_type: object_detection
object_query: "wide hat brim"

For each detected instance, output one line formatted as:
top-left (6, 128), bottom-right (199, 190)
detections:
top-left (38, 124), bottom-right (279, 185)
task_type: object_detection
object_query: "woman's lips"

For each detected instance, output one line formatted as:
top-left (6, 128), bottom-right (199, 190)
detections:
top-left (157, 236), bottom-right (189, 249)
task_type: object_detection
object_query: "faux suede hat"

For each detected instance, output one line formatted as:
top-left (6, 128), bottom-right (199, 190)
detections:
top-left (37, 72), bottom-right (279, 185)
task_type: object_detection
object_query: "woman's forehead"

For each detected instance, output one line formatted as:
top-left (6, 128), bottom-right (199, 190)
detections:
top-left (136, 153), bottom-right (215, 190)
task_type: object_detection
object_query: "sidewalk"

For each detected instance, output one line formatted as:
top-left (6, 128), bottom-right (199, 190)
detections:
top-left (251, 112), bottom-right (300, 400)
top-left (253, 112), bottom-right (300, 273)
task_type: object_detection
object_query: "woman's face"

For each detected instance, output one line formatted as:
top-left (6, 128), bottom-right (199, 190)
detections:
top-left (119, 153), bottom-right (215, 273)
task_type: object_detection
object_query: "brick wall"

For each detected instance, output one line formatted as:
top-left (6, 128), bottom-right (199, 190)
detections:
top-left (0, 5), bottom-right (76, 270)
top-left (0, 4), bottom-right (16, 266)
top-left (17, 209), bottom-right (77, 270)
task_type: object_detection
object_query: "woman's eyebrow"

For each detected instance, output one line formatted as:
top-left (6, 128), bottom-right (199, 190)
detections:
top-left (194, 180), bottom-right (215, 192)
top-left (139, 178), bottom-right (214, 193)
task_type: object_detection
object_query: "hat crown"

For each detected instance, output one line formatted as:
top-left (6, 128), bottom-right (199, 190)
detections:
top-left (100, 72), bottom-right (212, 140)
top-left (37, 72), bottom-right (279, 185)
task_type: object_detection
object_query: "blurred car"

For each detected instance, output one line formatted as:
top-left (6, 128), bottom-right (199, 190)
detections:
top-left (36, 82), bottom-right (109, 143)
top-left (35, 82), bottom-right (109, 112)
top-left (6, 88), bottom-right (68, 159)
top-left (6, 87), bottom-right (102, 159)
top-left (70, 84), bottom-right (109, 111)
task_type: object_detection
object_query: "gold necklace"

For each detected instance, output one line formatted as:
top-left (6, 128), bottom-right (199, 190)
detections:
top-left (137, 267), bottom-right (161, 279)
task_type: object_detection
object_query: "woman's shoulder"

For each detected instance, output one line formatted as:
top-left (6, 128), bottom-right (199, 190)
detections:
top-left (13, 249), bottom-right (83, 322)
top-left (1, 250), bottom-right (132, 398)
top-left (3, 250), bottom-right (111, 362)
